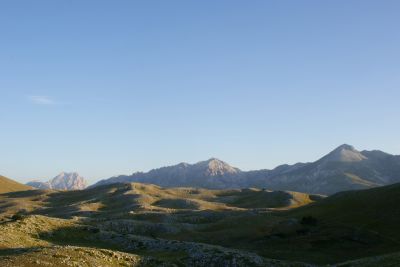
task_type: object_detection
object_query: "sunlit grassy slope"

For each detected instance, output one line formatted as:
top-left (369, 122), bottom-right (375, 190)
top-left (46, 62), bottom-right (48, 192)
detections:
top-left (0, 175), bottom-right (32, 194)
top-left (0, 182), bottom-right (318, 220)
top-left (1, 182), bottom-right (400, 265)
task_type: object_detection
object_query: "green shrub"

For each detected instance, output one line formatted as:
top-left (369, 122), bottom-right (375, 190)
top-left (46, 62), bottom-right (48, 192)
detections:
top-left (11, 213), bottom-right (25, 221)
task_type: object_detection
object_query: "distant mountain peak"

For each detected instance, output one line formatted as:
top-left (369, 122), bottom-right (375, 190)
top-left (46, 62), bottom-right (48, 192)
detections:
top-left (27, 172), bottom-right (87, 190)
top-left (90, 145), bottom-right (400, 195)
top-left (194, 158), bottom-right (241, 176)
top-left (336, 144), bottom-right (355, 150)
top-left (205, 157), bottom-right (226, 165)
top-left (51, 172), bottom-right (87, 190)
top-left (321, 144), bottom-right (367, 163)
top-left (54, 172), bottom-right (80, 179)
top-left (207, 157), bottom-right (221, 161)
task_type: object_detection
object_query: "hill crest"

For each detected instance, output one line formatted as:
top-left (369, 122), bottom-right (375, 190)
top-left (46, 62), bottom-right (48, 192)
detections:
top-left (0, 175), bottom-right (32, 194)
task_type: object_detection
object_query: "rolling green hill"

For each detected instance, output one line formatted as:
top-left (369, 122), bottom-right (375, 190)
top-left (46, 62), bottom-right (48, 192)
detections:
top-left (290, 183), bottom-right (400, 240)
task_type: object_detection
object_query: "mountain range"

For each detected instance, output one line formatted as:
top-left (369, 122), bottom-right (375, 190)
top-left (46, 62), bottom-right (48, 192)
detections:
top-left (2, 153), bottom-right (400, 265)
top-left (92, 144), bottom-right (400, 195)
top-left (27, 172), bottom-right (87, 190)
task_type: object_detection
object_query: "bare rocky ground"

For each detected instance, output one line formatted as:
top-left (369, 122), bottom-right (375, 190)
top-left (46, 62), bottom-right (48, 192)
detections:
top-left (0, 246), bottom-right (159, 267)
top-left (0, 215), bottom-right (310, 266)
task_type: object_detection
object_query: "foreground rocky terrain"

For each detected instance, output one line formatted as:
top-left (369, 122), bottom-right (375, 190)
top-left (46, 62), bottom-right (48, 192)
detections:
top-left (0, 180), bottom-right (400, 266)
top-left (0, 185), bottom-right (314, 266)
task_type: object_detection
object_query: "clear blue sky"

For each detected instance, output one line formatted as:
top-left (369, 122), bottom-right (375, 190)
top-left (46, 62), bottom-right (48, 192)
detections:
top-left (1, 1), bottom-right (399, 184)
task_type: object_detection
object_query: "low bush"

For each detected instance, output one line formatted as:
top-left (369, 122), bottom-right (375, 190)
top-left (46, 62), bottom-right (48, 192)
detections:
top-left (11, 213), bottom-right (25, 221)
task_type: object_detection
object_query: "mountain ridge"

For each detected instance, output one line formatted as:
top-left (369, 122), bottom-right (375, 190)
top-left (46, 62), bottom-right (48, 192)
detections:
top-left (318, 144), bottom-right (367, 163)
top-left (91, 144), bottom-right (400, 195)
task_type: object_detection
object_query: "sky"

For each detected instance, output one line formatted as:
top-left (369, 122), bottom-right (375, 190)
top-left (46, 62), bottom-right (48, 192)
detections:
top-left (1, 1), bottom-right (400, 184)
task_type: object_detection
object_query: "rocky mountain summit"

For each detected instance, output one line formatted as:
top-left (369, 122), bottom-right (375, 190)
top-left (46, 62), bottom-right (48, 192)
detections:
top-left (319, 144), bottom-right (367, 163)
top-left (92, 158), bottom-right (244, 189)
top-left (27, 172), bottom-right (87, 190)
top-left (256, 144), bottom-right (400, 194)
top-left (92, 144), bottom-right (400, 195)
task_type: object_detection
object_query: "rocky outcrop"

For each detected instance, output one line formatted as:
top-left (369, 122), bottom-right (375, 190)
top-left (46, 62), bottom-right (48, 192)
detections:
top-left (27, 172), bottom-right (87, 190)
top-left (92, 158), bottom-right (245, 189)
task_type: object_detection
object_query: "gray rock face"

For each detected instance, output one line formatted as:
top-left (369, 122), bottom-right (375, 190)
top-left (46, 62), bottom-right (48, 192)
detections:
top-left (26, 181), bottom-right (52, 190)
top-left (27, 172), bottom-right (87, 190)
top-left (319, 144), bottom-right (367, 163)
top-left (93, 158), bottom-right (245, 189)
top-left (259, 145), bottom-right (400, 195)
top-left (91, 145), bottom-right (400, 195)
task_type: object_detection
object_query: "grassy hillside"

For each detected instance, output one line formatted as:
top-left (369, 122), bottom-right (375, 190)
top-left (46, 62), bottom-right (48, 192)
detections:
top-left (0, 215), bottom-right (309, 266)
top-left (0, 175), bottom-right (32, 194)
top-left (0, 183), bottom-right (318, 220)
top-left (243, 184), bottom-right (400, 264)
top-left (0, 215), bottom-right (172, 266)
top-left (1, 182), bottom-right (400, 265)
top-left (290, 183), bottom-right (400, 240)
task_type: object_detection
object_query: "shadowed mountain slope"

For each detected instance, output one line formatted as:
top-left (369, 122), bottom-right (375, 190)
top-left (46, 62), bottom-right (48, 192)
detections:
top-left (91, 145), bottom-right (400, 195)
top-left (92, 158), bottom-right (244, 189)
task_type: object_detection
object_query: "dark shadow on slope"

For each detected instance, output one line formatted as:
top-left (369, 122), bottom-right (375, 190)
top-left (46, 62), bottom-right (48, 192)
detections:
top-left (0, 247), bottom-right (46, 256)
top-left (37, 224), bottom-right (121, 250)
top-left (30, 183), bottom-right (134, 219)
top-left (0, 190), bottom-right (50, 198)
top-left (222, 190), bottom-right (294, 208)
top-left (0, 183), bottom-right (146, 219)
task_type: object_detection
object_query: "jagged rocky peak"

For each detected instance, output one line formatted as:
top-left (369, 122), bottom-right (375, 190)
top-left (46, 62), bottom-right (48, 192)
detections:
top-left (27, 172), bottom-right (88, 190)
top-left (51, 172), bottom-right (87, 190)
top-left (197, 158), bottom-right (241, 176)
top-left (321, 144), bottom-right (367, 163)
